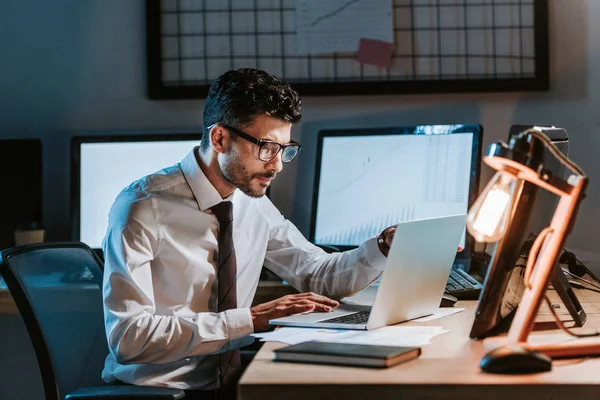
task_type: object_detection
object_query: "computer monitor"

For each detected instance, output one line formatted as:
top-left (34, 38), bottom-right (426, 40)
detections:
top-left (469, 125), bottom-right (576, 339)
top-left (70, 133), bottom-right (202, 249)
top-left (310, 124), bottom-right (483, 260)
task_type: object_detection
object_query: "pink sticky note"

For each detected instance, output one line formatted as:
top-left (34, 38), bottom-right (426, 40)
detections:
top-left (356, 38), bottom-right (394, 68)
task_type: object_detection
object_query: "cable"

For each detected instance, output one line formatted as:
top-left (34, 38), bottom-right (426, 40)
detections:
top-left (543, 294), bottom-right (600, 338)
top-left (568, 280), bottom-right (600, 294)
top-left (561, 250), bottom-right (600, 285)
top-left (564, 270), bottom-right (600, 292)
top-left (520, 232), bottom-right (600, 288)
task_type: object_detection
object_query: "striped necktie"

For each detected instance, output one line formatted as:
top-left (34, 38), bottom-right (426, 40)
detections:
top-left (210, 201), bottom-right (242, 394)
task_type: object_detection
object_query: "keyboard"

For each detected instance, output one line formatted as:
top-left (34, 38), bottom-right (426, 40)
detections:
top-left (445, 268), bottom-right (483, 300)
top-left (319, 310), bottom-right (371, 325)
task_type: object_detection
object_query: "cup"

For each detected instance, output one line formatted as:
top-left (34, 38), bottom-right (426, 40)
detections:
top-left (14, 221), bottom-right (45, 246)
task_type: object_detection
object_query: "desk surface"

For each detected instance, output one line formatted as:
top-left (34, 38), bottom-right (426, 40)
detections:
top-left (240, 289), bottom-right (600, 400)
top-left (0, 287), bottom-right (17, 314)
top-left (0, 276), bottom-right (17, 314)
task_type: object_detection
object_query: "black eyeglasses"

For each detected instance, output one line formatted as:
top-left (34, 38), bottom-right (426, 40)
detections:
top-left (210, 124), bottom-right (302, 163)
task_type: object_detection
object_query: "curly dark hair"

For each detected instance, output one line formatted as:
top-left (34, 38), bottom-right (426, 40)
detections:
top-left (201, 68), bottom-right (302, 151)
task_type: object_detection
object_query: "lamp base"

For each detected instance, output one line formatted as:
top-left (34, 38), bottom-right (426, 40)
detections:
top-left (480, 345), bottom-right (552, 374)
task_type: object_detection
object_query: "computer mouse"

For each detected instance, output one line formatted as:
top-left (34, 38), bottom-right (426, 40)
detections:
top-left (480, 345), bottom-right (552, 374)
top-left (440, 293), bottom-right (457, 307)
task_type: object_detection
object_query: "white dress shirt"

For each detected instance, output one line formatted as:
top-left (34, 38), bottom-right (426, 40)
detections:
top-left (101, 147), bottom-right (387, 390)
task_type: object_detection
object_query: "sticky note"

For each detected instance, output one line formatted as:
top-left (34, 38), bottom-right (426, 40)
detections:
top-left (356, 38), bottom-right (394, 68)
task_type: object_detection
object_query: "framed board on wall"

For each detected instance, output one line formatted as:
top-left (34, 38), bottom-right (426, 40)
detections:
top-left (146, 0), bottom-right (549, 99)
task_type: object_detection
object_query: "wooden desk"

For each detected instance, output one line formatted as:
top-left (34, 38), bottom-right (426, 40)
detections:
top-left (240, 289), bottom-right (600, 400)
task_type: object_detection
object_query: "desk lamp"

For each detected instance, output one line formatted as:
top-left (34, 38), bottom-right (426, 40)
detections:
top-left (467, 128), bottom-right (598, 362)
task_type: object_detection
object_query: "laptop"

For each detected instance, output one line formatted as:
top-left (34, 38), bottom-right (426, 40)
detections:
top-left (270, 214), bottom-right (466, 330)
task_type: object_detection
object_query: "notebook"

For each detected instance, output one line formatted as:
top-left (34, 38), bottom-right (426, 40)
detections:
top-left (273, 341), bottom-right (421, 368)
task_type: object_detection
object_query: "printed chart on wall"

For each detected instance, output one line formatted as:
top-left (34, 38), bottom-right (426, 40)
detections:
top-left (147, 0), bottom-right (549, 98)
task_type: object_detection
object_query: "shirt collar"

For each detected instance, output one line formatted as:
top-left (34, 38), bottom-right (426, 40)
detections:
top-left (181, 146), bottom-right (233, 212)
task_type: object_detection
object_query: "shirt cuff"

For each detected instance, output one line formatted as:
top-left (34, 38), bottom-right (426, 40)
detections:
top-left (224, 308), bottom-right (254, 340)
top-left (362, 237), bottom-right (388, 270)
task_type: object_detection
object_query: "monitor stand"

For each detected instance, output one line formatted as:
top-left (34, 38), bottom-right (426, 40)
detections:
top-left (517, 228), bottom-right (586, 328)
top-left (551, 261), bottom-right (586, 327)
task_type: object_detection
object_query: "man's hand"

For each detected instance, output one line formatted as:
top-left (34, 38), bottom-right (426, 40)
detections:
top-left (250, 292), bottom-right (339, 332)
top-left (382, 226), bottom-right (396, 248)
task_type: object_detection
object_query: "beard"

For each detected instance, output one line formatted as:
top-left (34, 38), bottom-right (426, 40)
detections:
top-left (221, 147), bottom-right (276, 198)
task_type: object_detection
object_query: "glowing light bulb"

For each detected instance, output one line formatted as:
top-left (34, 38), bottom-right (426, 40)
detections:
top-left (467, 171), bottom-right (518, 243)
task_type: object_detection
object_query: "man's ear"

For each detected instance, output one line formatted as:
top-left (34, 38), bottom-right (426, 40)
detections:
top-left (210, 125), bottom-right (232, 154)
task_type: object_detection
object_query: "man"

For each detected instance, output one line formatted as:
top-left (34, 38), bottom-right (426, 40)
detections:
top-left (101, 68), bottom-right (395, 398)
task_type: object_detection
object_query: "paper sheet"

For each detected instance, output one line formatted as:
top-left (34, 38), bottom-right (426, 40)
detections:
top-left (356, 38), bottom-right (394, 68)
top-left (295, 0), bottom-right (394, 54)
top-left (252, 325), bottom-right (448, 347)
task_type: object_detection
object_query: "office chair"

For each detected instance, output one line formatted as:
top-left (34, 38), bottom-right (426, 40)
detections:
top-left (0, 242), bottom-right (184, 400)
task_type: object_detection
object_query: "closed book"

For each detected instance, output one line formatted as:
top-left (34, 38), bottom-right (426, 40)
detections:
top-left (273, 341), bottom-right (421, 368)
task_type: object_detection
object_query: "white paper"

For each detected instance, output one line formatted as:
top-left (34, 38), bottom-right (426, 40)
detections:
top-left (253, 327), bottom-right (353, 346)
top-left (252, 325), bottom-right (448, 347)
top-left (412, 307), bottom-right (465, 322)
top-left (295, 0), bottom-right (394, 54)
top-left (335, 326), bottom-right (448, 346)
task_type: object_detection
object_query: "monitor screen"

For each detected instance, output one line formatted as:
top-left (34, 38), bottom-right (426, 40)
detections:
top-left (310, 124), bottom-right (483, 255)
top-left (469, 125), bottom-right (570, 339)
top-left (71, 134), bottom-right (202, 249)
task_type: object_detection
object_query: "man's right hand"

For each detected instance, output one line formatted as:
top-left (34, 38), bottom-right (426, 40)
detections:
top-left (250, 292), bottom-right (339, 332)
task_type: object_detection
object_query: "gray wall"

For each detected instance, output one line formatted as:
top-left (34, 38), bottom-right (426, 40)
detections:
top-left (1, 1), bottom-right (599, 398)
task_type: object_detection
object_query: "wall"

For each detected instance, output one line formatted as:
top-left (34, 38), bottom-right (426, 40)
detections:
top-left (0, 0), bottom-right (598, 398)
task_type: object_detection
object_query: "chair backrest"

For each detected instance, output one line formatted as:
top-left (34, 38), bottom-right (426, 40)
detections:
top-left (0, 242), bottom-right (109, 400)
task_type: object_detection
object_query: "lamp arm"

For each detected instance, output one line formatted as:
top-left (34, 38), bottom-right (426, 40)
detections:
top-left (485, 157), bottom-right (572, 197)
top-left (523, 227), bottom-right (553, 286)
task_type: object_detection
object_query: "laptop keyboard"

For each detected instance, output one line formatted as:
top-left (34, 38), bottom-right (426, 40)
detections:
top-left (445, 268), bottom-right (483, 299)
top-left (315, 269), bottom-right (482, 324)
top-left (318, 310), bottom-right (371, 325)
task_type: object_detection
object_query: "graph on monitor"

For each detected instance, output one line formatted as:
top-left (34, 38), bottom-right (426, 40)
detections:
top-left (310, 125), bottom-right (482, 252)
